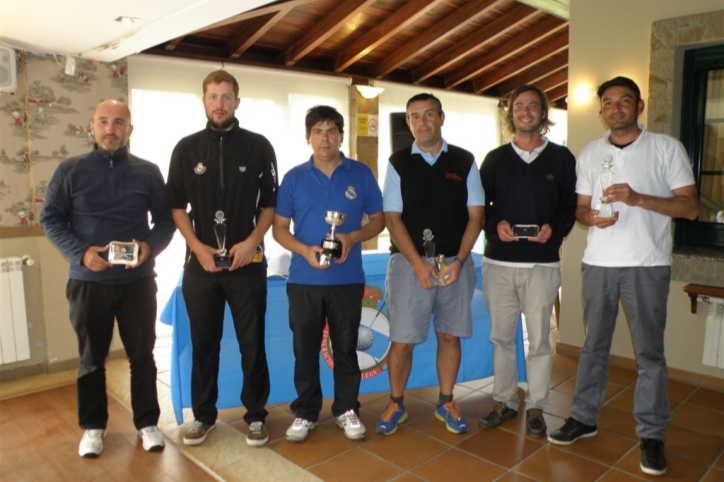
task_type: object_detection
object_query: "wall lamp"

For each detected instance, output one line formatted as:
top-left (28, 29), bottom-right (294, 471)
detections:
top-left (355, 84), bottom-right (384, 100)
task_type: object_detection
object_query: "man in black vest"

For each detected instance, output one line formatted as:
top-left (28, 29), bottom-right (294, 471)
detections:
top-left (376, 93), bottom-right (484, 436)
top-left (478, 85), bottom-right (577, 438)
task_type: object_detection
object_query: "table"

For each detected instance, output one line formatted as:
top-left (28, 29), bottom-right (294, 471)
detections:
top-left (160, 252), bottom-right (526, 424)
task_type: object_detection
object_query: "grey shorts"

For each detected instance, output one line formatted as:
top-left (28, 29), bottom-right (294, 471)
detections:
top-left (385, 253), bottom-right (476, 344)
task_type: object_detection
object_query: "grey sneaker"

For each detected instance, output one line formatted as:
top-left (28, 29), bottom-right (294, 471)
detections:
top-left (246, 421), bottom-right (269, 446)
top-left (139, 425), bottom-right (165, 452)
top-left (335, 409), bottom-right (366, 440)
top-left (78, 429), bottom-right (105, 458)
top-left (479, 402), bottom-right (518, 429)
top-left (286, 417), bottom-right (317, 442)
top-left (183, 421), bottom-right (215, 446)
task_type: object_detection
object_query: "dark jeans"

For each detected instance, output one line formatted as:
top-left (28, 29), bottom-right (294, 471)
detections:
top-left (287, 283), bottom-right (364, 421)
top-left (67, 277), bottom-right (159, 430)
top-left (182, 271), bottom-right (270, 425)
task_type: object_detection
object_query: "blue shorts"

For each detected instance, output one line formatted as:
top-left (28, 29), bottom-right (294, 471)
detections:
top-left (385, 253), bottom-right (476, 344)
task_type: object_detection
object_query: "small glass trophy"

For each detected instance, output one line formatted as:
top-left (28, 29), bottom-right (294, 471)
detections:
top-left (597, 155), bottom-right (615, 218)
top-left (109, 241), bottom-right (138, 265)
top-left (213, 210), bottom-right (231, 269)
top-left (422, 229), bottom-right (449, 284)
top-left (318, 211), bottom-right (347, 267)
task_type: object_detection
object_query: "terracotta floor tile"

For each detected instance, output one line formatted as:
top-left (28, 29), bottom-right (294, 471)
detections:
top-left (668, 379), bottom-right (697, 402)
top-left (701, 468), bottom-right (724, 482)
top-left (358, 391), bottom-right (388, 406)
top-left (666, 424), bottom-right (724, 465)
top-left (598, 406), bottom-right (638, 441)
top-left (494, 472), bottom-right (540, 482)
top-left (554, 430), bottom-right (636, 466)
top-left (309, 448), bottom-right (402, 482)
top-left (390, 474), bottom-right (426, 482)
top-left (217, 406), bottom-right (247, 424)
top-left (607, 366), bottom-right (638, 387)
top-left (551, 354), bottom-right (579, 375)
top-left (412, 448), bottom-right (506, 482)
top-left (458, 375), bottom-right (495, 391)
top-left (268, 427), bottom-right (354, 468)
top-left (606, 388), bottom-right (634, 412)
top-left (543, 389), bottom-right (573, 420)
top-left (513, 445), bottom-right (608, 482)
top-left (454, 390), bottom-right (497, 423)
top-left (554, 379), bottom-right (626, 403)
top-left (405, 411), bottom-right (479, 445)
top-left (688, 388), bottom-right (724, 414)
top-left (717, 453), bottom-right (724, 470)
top-left (672, 403), bottom-right (724, 438)
top-left (457, 427), bottom-right (544, 468)
top-left (614, 446), bottom-right (709, 481)
top-left (498, 410), bottom-right (564, 441)
top-left (361, 426), bottom-right (448, 469)
top-left (548, 369), bottom-right (574, 390)
top-left (596, 469), bottom-right (649, 482)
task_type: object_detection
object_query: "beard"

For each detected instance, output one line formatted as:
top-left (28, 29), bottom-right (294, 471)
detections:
top-left (207, 112), bottom-right (235, 130)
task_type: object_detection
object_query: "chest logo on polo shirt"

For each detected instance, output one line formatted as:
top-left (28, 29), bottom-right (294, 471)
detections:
top-left (194, 162), bottom-right (206, 175)
top-left (546, 174), bottom-right (555, 182)
top-left (240, 166), bottom-right (247, 173)
top-left (445, 172), bottom-right (463, 181)
top-left (345, 186), bottom-right (357, 200)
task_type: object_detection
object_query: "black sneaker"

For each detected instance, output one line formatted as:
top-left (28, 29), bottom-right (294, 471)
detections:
top-left (548, 417), bottom-right (597, 445)
top-left (640, 438), bottom-right (667, 476)
top-left (525, 409), bottom-right (547, 437)
top-left (479, 402), bottom-right (518, 429)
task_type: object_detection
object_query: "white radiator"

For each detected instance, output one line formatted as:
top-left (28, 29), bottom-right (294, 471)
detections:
top-left (702, 296), bottom-right (724, 369)
top-left (0, 257), bottom-right (30, 364)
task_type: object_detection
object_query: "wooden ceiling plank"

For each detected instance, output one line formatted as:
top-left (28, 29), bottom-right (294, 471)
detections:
top-left (492, 50), bottom-right (567, 95)
top-left (165, 36), bottom-right (185, 51)
top-left (412, 4), bottom-right (539, 83)
top-left (529, 67), bottom-right (567, 91)
top-left (284, 0), bottom-right (377, 66)
top-left (446, 16), bottom-right (566, 88)
top-left (473, 31), bottom-right (568, 92)
top-left (546, 83), bottom-right (568, 102)
top-left (228, 9), bottom-right (290, 58)
top-left (334, 0), bottom-right (445, 72)
top-left (371, 0), bottom-right (506, 78)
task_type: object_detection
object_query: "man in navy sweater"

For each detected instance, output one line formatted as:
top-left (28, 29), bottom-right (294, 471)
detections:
top-left (478, 85), bottom-right (576, 437)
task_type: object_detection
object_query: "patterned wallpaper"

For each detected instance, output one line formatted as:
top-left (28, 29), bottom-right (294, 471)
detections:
top-left (0, 53), bottom-right (127, 227)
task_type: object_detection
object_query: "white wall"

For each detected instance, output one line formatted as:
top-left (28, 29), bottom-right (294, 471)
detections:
top-left (563, 0), bottom-right (724, 377)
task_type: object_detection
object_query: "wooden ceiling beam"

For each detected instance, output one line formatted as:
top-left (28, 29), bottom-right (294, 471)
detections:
top-left (546, 83), bottom-right (568, 102)
top-left (284, 0), bottom-right (377, 66)
top-left (165, 36), bottom-right (185, 51)
top-left (228, 9), bottom-right (290, 58)
top-left (371, 0), bottom-right (506, 78)
top-left (445, 16), bottom-right (566, 88)
top-left (531, 68), bottom-right (567, 91)
top-left (472, 31), bottom-right (568, 93)
top-left (412, 4), bottom-right (539, 83)
top-left (334, 0), bottom-right (445, 72)
top-left (492, 51), bottom-right (567, 95)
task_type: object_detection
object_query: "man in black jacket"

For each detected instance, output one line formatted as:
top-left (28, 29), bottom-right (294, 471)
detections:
top-left (41, 100), bottom-right (175, 457)
top-left (165, 70), bottom-right (278, 447)
top-left (478, 85), bottom-right (576, 437)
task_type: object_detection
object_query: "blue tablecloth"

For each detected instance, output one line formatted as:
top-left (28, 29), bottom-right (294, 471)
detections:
top-left (160, 252), bottom-right (525, 424)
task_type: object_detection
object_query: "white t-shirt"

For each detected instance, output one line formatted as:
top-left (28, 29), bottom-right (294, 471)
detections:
top-left (576, 126), bottom-right (695, 267)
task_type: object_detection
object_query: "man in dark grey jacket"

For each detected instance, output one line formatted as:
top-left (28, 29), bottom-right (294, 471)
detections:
top-left (41, 99), bottom-right (175, 458)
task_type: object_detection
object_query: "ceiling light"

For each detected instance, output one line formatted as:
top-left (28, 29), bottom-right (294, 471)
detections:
top-left (355, 85), bottom-right (384, 100)
top-left (115, 16), bottom-right (140, 25)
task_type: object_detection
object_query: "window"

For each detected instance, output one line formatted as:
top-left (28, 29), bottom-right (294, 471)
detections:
top-left (675, 44), bottom-right (724, 248)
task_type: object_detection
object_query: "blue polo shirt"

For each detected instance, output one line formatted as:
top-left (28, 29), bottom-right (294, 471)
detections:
top-left (275, 152), bottom-right (383, 285)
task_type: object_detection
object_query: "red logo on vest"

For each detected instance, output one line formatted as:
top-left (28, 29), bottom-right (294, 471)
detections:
top-left (445, 172), bottom-right (463, 181)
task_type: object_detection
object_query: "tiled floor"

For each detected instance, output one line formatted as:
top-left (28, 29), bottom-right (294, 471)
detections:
top-left (4, 329), bottom-right (723, 482)
top-left (209, 348), bottom-right (724, 482)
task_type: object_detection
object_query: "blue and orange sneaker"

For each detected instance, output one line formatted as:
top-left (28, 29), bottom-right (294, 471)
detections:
top-left (435, 400), bottom-right (468, 434)
top-left (376, 400), bottom-right (408, 435)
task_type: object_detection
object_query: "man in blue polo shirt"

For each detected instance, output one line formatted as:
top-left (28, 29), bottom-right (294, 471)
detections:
top-left (272, 105), bottom-right (384, 442)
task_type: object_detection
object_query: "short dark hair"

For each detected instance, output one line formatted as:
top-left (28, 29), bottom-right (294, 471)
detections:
top-left (406, 93), bottom-right (444, 119)
top-left (202, 70), bottom-right (239, 97)
top-left (305, 105), bottom-right (344, 138)
top-left (597, 76), bottom-right (641, 103)
top-left (505, 85), bottom-right (555, 135)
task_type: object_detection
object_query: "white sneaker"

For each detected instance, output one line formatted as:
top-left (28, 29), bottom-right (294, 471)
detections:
top-left (139, 425), bottom-right (165, 452)
top-left (286, 417), bottom-right (317, 442)
top-left (336, 410), bottom-right (366, 440)
top-left (79, 429), bottom-right (105, 458)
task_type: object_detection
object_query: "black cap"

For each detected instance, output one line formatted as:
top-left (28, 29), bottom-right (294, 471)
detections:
top-left (597, 76), bottom-right (641, 100)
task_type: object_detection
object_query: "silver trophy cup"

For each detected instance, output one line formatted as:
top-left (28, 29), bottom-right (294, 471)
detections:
top-left (213, 210), bottom-right (231, 269)
top-left (319, 211), bottom-right (347, 267)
